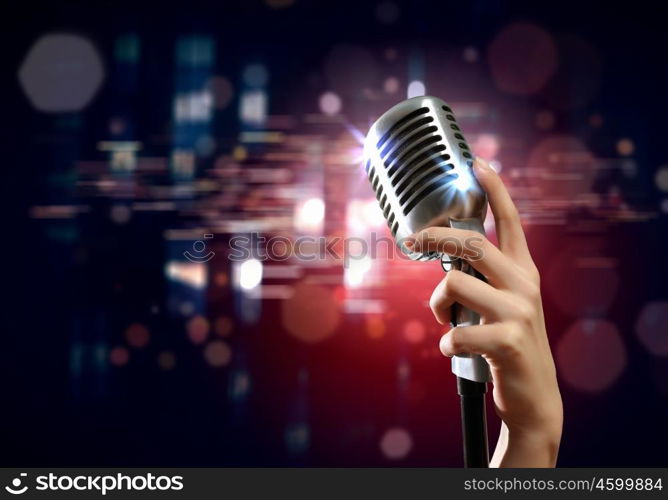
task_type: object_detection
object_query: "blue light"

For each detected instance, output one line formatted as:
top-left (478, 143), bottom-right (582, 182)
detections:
top-left (453, 168), bottom-right (474, 191)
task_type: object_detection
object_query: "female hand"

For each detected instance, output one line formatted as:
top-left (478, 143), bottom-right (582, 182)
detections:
top-left (407, 157), bottom-right (563, 468)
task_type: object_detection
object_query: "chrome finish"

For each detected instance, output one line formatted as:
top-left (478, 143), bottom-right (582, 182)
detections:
top-left (363, 96), bottom-right (487, 261)
top-left (363, 96), bottom-right (491, 383)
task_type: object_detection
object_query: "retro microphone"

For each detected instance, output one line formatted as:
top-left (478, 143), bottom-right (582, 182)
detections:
top-left (363, 96), bottom-right (491, 467)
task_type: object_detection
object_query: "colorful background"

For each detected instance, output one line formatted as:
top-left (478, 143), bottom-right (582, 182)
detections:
top-left (4, 0), bottom-right (668, 466)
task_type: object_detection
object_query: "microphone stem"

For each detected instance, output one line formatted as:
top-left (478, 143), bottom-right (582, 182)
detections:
top-left (457, 376), bottom-right (489, 468)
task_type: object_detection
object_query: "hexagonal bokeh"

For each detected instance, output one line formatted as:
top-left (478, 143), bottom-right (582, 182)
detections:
top-left (18, 33), bottom-right (104, 112)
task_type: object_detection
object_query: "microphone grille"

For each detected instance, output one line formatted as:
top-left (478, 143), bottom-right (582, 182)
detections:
top-left (364, 97), bottom-right (475, 259)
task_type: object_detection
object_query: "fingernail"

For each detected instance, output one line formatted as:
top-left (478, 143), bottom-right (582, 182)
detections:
top-left (405, 236), bottom-right (420, 249)
top-left (439, 335), bottom-right (453, 357)
top-left (473, 156), bottom-right (488, 170)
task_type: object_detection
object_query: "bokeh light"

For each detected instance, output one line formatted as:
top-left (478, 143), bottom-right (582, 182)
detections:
top-left (635, 301), bottom-right (668, 357)
top-left (233, 145), bottom-right (248, 162)
top-left (214, 316), bottom-right (234, 337)
top-left (109, 346), bottom-right (130, 367)
top-left (535, 110), bottom-right (555, 130)
top-left (179, 301), bottom-right (195, 317)
top-left (109, 116), bottom-right (126, 135)
top-left (114, 33), bottom-right (140, 63)
top-left (380, 428), bottom-right (413, 460)
top-left (661, 199), bottom-right (668, 214)
top-left (462, 47), bottom-right (479, 63)
top-left (207, 76), bottom-right (234, 109)
top-left (319, 91), bottom-right (342, 115)
top-left (173, 90), bottom-right (213, 122)
top-left (384, 76), bottom-right (399, 94)
top-left (282, 282), bottom-right (340, 343)
top-left (556, 319), bottom-right (626, 392)
top-left (360, 199), bottom-right (385, 228)
top-left (545, 243), bottom-right (619, 317)
top-left (589, 114), bottom-right (603, 127)
top-left (187, 315), bottom-right (210, 344)
top-left (616, 138), bottom-right (634, 156)
top-left (488, 23), bottom-right (557, 95)
top-left (242, 64), bottom-right (269, 88)
top-left (238, 259), bottom-right (263, 291)
top-left (344, 256), bottom-right (373, 288)
top-left (365, 314), bottom-right (386, 339)
top-left (195, 135), bottom-right (216, 157)
top-left (214, 272), bottom-right (229, 288)
top-left (230, 371), bottom-right (251, 399)
top-left (471, 134), bottom-right (500, 161)
top-left (655, 166), bottom-right (668, 192)
top-left (165, 262), bottom-right (208, 290)
top-left (125, 323), bottom-right (150, 348)
top-left (239, 90), bottom-right (267, 125)
top-left (110, 205), bottom-right (132, 224)
top-left (157, 351), bottom-right (176, 371)
top-left (347, 199), bottom-right (385, 234)
top-left (19, 33), bottom-right (104, 112)
top-left (527, 135), bottom-right (597, 201)
top-left (295, 198), bottom-right (325, 233)
top-left (407, 80), bottom-right (425, 98)
top-left (204, 340), bottom-right (232, 367)
top-left (403, 320), bottom-right (426, 344)
top-left (284, 423), bottom-right (310, 454)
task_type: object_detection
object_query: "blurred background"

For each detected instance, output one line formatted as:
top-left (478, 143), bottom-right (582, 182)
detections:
top-left (4, 0), bottom-right (668, 466)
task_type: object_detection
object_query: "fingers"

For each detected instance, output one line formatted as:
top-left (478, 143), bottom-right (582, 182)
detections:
top-left (429, 270), bottom-right (513, 324)
top-left (408, 226), bottom-right (518, 289)
top-left (439, 324), bottom-right (518, 359)
top-left (472, 157), bottom-right (532, 264)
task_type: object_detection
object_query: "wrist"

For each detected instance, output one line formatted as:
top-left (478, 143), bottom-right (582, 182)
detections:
top-left (495, 422), bottom-right (561, 468)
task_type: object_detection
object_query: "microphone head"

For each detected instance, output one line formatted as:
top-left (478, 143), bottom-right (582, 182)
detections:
top-left (363, 96), bottom-right (487, 261)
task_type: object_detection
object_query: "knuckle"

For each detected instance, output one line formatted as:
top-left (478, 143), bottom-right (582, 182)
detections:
top-left (498, 326), bottom-right (522, 356)
top-left (525, 282), bottom-right (541, 301)
top-left (503, 207), bottom-right (521, 224)
top-left (429, 287), bottom-right (441, 312)
top-left (443, 270), bottom-right (462, 294)
top-left (513, 299), bottom-right (535, 324)
top-left (422, 227), bottom-right (443, 250)
top-left (463, 229), bottom-right (479, 241)
top-left (465, 231), bottom-right (487, 249)
top-left (531, 267), bottom-right (541, 286)
top-left (423, 226), bottom-right (437, 239)
top-left (525, 260), bottom-right (541, 284)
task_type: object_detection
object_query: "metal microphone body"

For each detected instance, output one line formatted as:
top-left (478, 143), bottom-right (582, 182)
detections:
top-left (363, 96), bottom-right (491, 384)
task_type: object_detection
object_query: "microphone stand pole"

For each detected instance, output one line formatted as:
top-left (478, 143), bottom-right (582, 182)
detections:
top-left (456, 376), bottom-right (489, 467)
top-left (446, 240), bottom-right (490, 468)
